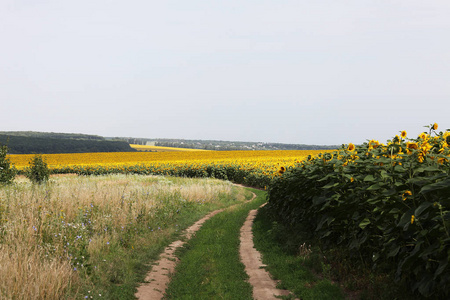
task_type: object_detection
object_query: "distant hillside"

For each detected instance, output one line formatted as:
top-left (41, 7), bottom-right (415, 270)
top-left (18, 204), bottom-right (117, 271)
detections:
top-left (111, 137), bottom-right (338, 151)
top-left (0, 132), bottom-right (135, 154)
top-left (1, 131), bottom-right (105, 140)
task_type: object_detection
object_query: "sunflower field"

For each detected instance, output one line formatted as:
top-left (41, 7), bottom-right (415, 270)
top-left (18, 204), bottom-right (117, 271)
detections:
top-left (267, 124), bottom-right (450, 298)
top-left (7, 150), bottom-right (326, 188)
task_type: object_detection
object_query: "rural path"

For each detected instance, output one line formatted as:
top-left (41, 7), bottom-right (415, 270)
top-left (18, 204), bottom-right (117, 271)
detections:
top-left (240, 204), bottom-right (294, 300)
top-left (135, 208), bottom-right (225, 299)
top-left (136, 189), bottom-right (294, 300)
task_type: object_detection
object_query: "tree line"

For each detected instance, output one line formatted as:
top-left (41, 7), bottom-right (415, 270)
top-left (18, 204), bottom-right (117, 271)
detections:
top-left (0, 134), bottom-right (135, 154)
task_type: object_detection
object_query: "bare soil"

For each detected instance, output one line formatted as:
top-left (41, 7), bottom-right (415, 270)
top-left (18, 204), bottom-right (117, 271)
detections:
top-left (240, 205), bottom-right (294, 300)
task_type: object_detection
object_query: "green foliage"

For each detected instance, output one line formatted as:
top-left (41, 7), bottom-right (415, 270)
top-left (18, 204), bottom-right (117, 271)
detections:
top-left (266, 126), bottom-right (450, 298)
top-left (26, 154), bottom-right (50, 184)
top-left (253, 206), bottom-right (345, 300)
top-left (254, 206), bottom-right (417, 299)
top-left (0, 143), bottom-right (17, 184)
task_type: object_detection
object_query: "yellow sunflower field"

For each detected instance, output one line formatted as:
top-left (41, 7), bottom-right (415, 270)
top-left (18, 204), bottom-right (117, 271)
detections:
top-left (7, 150), bottom-right (329, 188)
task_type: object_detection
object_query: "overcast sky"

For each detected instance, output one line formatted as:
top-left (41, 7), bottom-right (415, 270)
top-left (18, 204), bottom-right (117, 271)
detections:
top-left (1, 1), bottom-right (449, 145)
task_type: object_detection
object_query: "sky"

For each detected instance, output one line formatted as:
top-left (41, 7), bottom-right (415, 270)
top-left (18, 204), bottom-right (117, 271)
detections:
top-left (1, 0), bottom-right (449, 145)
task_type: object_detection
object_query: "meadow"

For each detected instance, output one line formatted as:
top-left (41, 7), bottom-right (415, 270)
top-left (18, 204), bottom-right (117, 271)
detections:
top-left (0, 174), bottom-right (250, 299)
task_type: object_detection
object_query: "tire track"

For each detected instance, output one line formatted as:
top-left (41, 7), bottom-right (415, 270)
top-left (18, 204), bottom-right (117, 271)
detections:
top-left (240, 204), bottom-right (296, 300)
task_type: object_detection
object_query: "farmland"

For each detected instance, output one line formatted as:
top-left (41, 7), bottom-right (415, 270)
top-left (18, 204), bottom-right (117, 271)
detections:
top-left (129, 144), bottom-right (209, 152)
top-left (1, 124), bottom-right (450, 298)
top-left (7, 150), bottom-right (328, 188)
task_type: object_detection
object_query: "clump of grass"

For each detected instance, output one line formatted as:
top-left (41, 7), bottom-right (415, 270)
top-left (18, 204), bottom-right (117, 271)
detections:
top-left (0, 243), bottom-right (78, 299)
top-left (0, 174), bottom-right (245, 299)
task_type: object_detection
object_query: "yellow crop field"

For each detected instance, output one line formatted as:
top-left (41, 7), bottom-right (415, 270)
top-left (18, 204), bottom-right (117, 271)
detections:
top-left (130, 144), bottom-right (209, 152)
top-left (7, 150), bottom-right (331, 187)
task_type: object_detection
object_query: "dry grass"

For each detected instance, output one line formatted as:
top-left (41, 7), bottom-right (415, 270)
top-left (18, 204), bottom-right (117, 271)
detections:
top-left (0, 174), bottom-right (234, 299)
top-left (0, 244), bottom-right (78, 300)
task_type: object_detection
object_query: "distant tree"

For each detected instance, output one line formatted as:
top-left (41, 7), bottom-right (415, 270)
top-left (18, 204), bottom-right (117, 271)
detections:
top-left (0, 143), bottom-right (17, 184)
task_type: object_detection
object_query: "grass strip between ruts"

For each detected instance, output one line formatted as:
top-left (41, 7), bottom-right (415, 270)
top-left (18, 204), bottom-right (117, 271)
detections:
top-left (163, 189), bottom-right (267, 299)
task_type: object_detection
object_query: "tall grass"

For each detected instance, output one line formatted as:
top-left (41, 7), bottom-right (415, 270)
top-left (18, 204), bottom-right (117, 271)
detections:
top-left (0, 174), bottom-right (239, 299)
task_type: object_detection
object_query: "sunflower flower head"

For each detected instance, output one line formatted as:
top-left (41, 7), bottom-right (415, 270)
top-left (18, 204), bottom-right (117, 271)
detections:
top-left (432, 123), bottom-right (438, 131)
top-left (444, 131), bottom-right (450, 145)
top-left (368, 140), bottom-right (380, 149)
top-left (419, 132), bottom-right (428, 140)
top-left (393, 135), bottom-right (401, 144)
top-left (406, 142), bottom-right (418, 151)
top-left (402, 190), bottom-right (412, 201)
top-left (401, 130), bottom-right (407, 139)
top-left (347, 143), bottom-right (355, 151)
top-left (418, 154), bottom-right (425, 163)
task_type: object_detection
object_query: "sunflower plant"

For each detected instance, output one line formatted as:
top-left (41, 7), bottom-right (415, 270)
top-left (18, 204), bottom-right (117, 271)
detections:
top-left (267, 124), bottom-right (450, 298)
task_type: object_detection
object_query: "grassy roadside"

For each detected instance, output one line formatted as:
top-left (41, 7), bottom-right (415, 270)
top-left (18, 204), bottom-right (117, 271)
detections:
top-left (163, 189), bottom-right (267, 299)
top-left (0, 174), bottom-right (250, 299)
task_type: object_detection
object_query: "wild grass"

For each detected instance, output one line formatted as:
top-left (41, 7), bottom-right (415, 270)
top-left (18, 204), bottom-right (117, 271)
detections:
top-left (0, 174), bottom-right (244, 299)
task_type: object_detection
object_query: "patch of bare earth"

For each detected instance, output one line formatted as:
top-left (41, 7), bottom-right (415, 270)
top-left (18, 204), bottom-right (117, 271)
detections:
top-left (240, 205), bottom-right (296, 300)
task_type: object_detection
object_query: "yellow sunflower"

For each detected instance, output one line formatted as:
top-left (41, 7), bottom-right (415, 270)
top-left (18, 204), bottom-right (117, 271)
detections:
top-left (432, 123), bottom-right (438, 130)
top-left (406, 142), bottom-right (418, 150)
top-left (402, 190), bottom-right (412, 201)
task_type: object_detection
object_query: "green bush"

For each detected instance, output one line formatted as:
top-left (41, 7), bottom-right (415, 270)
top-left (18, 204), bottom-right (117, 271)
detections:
top-left (26, 154), bottom-right (50, 184)
top-left (266, 125), bottom-right (450, 298)
top-left (0, 143), bottom-right (16, 184)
